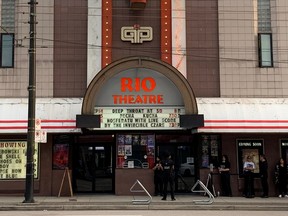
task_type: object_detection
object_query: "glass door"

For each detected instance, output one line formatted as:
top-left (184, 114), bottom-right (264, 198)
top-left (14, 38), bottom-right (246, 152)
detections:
top-left (73, 144), bottom-right (113, 193)
top-left (158, 144), bottom-right (196, 193)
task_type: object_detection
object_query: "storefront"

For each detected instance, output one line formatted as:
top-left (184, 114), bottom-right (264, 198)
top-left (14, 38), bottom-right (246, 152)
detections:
top-left (76, 56), bottom-right (204, 195)
top-left (1, 57), bottom-right (288, 196)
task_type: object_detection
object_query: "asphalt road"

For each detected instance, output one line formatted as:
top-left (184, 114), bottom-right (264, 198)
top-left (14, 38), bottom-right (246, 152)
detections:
top-left (0, 211), bottom-right (287, 216)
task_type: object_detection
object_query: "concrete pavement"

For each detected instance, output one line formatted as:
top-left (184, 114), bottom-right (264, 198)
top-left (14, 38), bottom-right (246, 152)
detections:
top-left (0, 194), bottom-right (288, 211)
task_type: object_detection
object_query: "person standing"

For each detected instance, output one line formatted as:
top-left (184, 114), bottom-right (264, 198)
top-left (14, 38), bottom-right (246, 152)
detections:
top-left (243, 155), bottom-right (255, 198)
top-left (275, 158), bottom-right (288, 198)
top-left (259, 154), bottom-right (269, 198)
top-left (161, 153), bottom-right (175, 201)
top-left (153, 156), bottom-right (163, 196)
top-left (218, 155), bottom-right (232, 196)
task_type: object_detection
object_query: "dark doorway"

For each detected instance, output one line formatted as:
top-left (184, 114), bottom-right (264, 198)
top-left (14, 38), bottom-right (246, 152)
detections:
top-left (73, 143), bottom-right (114, 193)
top-left (157, 141), bottom-right (197, 193)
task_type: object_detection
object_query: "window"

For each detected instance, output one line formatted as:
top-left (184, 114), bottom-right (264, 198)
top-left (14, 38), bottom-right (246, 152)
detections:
top-left (116, 134), bottom-right (155, 169)
top-left (257, 0), bottom-right (271, 32)
top-left (1, 34), bottom-right (14, 67)
top-left (280, 140), bottom-right (288, 163)
top-left (200, 135), bottom-right (220, 168)
top-left (257, 0), bottom-right (273, 67)
top-left (258, 33), bottom-right (273, 67)
top-left (1, 0), bottom-right (15, 68)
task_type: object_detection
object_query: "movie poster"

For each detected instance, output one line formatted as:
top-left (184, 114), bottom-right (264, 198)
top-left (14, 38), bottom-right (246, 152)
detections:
top-left (242, 148), bottom-right (260, 173)
top-left (53, 143), bottom-right (69, 169)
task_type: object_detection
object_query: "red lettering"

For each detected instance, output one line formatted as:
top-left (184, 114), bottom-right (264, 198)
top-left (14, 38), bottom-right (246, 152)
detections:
top-left (112, 95), bottom-right (164, 104)
top-left (120, 77), bottom-right (156, 92)
top-left (121, 78), bottom-right (133, 92)
top-left (135, 78), bottom-right (141, 91)
top-left (141, 77), bottom-right (156, 92)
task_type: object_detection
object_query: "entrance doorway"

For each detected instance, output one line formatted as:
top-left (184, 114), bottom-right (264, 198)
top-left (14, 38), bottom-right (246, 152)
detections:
top-left (158, 143), bottom-right (196, 193)
top-left (73, 143), bottom-right (114, 193)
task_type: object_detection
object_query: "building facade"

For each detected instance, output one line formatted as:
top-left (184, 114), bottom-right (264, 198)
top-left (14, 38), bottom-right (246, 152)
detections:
top-left (0, 0), bottom-right (288, 197)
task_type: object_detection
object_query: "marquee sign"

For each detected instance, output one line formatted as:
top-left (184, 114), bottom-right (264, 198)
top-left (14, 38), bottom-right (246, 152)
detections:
top-left (94, 107), bottom-right (185, 129)
top-left (91, 68), bottom-right (187, 130)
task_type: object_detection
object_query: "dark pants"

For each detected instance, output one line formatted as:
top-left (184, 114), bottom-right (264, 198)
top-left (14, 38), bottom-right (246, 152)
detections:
top-left (220, 172), bottom-right (232, 196)
top-left (260, 175), bottom-right (269, 196)
top-left (154, 175), bottom-right (163, 195)
top-left (278, 176), bottom-right (287, 196)
top-left (244, 171), bottom-right (254, 197)
top-left (162, 174), bottom-right (175, 199)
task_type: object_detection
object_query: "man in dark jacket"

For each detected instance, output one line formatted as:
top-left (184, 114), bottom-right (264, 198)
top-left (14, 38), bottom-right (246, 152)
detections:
top-left (161, 153), bottom-right (175, 201)
top-left (259, 154), bottom-right (269, 198)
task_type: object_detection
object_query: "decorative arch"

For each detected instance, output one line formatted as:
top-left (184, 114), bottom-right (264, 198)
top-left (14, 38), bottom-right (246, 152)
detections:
top-left (82, 56), bottom-right (198, 115)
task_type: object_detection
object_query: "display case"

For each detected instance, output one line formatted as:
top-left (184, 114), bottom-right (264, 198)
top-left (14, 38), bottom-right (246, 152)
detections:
top-left (116, 134), bottom-right (155, 169)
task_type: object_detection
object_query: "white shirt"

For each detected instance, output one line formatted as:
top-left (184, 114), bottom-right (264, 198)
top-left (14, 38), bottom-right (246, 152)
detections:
top-left (243, 161), bottom-right (255, 171)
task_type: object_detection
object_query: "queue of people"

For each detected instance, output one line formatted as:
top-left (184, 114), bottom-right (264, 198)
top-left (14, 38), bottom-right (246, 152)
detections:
top-left (154, 153), bottom-right (287, 199)
top-left (217, 154), bottom-right (288, 198)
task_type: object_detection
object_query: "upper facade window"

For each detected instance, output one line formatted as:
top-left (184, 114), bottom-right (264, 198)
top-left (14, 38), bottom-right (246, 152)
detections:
top-left (258, 0), bottom-right (271, 32)
top-left (1, 34), bottom-right (14, 67)
top-left (1, 0), bottom-right (15, 68)
top-left (258, 0), bottom-right (273, 67)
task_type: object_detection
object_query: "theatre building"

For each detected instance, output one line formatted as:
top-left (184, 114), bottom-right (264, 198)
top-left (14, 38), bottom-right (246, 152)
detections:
top-left (1, 1), bottom-right (288, 197)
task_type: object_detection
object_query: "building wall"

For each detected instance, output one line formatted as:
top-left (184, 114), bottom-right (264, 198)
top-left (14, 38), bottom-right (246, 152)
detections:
top-left (0, 0), bottom-right (54, 98)
top-left (54, 0), bottom-right (87, 97)
top-left (111, 0), bottom-right (161, 61)
top-left (218, 0), bottom-right (288, 97)
top-left (186, 0), bottom-right (220, 97)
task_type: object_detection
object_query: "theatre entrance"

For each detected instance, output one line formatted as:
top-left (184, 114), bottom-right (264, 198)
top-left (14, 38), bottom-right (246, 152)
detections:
top-left (157, 135), bottom-right (197, 193)
top-left (73, 143), bottom-right (114, 193)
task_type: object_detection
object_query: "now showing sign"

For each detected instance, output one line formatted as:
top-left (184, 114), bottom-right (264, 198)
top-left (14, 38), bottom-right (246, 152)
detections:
top-left (0, 141), bottom-right (38, 179)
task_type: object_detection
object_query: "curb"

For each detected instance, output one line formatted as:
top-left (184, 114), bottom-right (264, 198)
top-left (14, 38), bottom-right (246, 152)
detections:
top-left (0, 203), bottom-right (288, 211)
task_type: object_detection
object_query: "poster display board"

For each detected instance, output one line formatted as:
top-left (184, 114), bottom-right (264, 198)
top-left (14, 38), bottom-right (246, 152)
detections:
top-left (237, 139), bottom-right (263, 177)
top-left (0, 141), bottom-right (39, 179)
top-left (53, 143), bottom-right (69, 170)
top-left (280, 139), bottom-right (288, 163)
top-left (116, 134), bottom-right (155, 169)
top-left (200, 135), bottom-right (220, 168)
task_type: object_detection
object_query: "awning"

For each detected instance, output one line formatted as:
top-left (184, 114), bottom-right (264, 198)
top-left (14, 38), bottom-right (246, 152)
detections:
top-left (197, 98), bottom-right (288, 133)
top-left (1, 98), bottom-right (288, 133)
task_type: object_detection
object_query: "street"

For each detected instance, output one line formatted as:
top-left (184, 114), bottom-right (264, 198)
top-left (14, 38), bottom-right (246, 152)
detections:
top-left (0, 211), bottom-right (287, 216)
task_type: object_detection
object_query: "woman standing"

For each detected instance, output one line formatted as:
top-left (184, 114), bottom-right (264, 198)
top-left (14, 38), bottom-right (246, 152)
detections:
top-left (275, 158), bottom-right (288, 198)
top-left (259, 154), bottom-right (269, 198)
top-left (218, 155), bottom-right (232, 196)
top-left (153, 156), bottom-right (163, 196)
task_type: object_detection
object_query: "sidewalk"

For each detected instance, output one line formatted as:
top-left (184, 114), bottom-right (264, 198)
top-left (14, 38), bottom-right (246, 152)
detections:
top-left (0, 195), bottom-right (288, 211)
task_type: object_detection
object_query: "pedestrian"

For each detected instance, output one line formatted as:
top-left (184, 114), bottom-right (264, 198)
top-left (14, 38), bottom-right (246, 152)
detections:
top-left (274, 158), bottom-right (288, 198)
top-left (161, 152), bottom-right (175, 201)
top-left (259, 154), bottom-right (269, 198)
top-left (218, 155), bottom-right (232, 196)
top-left (153, 156), bottom-right (163, 196)
top-left (243, 155), bottom-right (255, 198)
